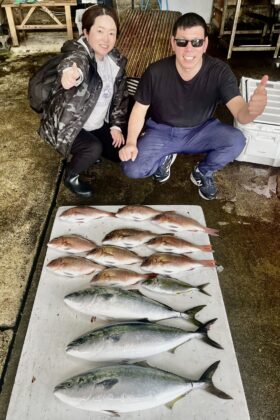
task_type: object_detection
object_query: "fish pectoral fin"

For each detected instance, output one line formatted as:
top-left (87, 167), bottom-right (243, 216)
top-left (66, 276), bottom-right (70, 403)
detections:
top-left (101, 410), bottom-right (120, 417)
top-left (165, 394), bottom-right (186, 410)
top-left (168, 346), bottom-right (178, 354)
top-left (134, 361), bottom-right (151, 368)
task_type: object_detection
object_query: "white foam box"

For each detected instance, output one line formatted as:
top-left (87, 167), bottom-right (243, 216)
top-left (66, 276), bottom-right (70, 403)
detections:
top-left (6, 205), bottom-right (250, 420)
top-left (235, 77), bottom-right (280, 167)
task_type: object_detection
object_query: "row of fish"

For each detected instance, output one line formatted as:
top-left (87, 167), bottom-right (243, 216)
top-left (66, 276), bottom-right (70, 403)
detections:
top-left (59, 205), bottom-right (219, 236)
top-left (52, 206), bottom-right (231, 416)
top-left (48, 236), bottom-right (215, 275)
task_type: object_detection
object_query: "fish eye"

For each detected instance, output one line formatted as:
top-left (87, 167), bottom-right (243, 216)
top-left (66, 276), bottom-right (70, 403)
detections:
top-left (65, 381), bottom-right (72, 388)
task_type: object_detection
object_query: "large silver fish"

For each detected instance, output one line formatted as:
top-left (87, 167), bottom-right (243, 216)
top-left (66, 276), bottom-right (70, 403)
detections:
top-left (64, 287), bottom-right (205, 324)
top-left (115, 205), bottom-right (162, 221)
top-left (86, 246), bottom-right (142, 266)
top-left (47, 256), bottom-right (104, 277)
top-left (138, 276), bottom-right (210, 296)
top-left (47, 235), bottom-right (97, 254)
top-left (141, 253), bottom-right (215, 275)
top-left (102, 228), bottom-right (159, 248)
top-left (54, 362), bottom-right (232, 415)
top-left (151, 211), bottom-right (219, 236)
top-left (91, 268), bottom-right (155, 287)
top-left (146, 235), bottom-right (213, 254)
top-left (59, 206), bottom-right (113, 223)
top-left (66, 319), bottom-right (222, 362)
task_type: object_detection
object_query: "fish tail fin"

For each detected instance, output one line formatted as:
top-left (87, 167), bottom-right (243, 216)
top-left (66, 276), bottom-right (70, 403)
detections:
top-left (198, 361), bottom-right (233, 399)
top-left (198, 244), bottom-right (213, 252)
top-left (200, 259), bottom-right (216, 268)
top-left (196, 319), bottom-right (223, 349)
top-left (182, 305), bottom-right (205, 325)
top-left (204, 227), bottom-right (219, 237)
top-left (198, 283), bottom-right (211, 296)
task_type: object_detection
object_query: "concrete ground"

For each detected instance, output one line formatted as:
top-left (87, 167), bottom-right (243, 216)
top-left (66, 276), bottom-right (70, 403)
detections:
top-left (0, 24), bottom-right (279, 420)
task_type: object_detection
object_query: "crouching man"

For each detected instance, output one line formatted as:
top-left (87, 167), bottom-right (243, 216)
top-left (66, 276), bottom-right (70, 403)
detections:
top-left (119, 12), bottom-right (268, 200)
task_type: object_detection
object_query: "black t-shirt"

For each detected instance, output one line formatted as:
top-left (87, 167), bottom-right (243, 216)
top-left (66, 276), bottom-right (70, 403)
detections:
top-left (135, 54), bottom-right (241, 127)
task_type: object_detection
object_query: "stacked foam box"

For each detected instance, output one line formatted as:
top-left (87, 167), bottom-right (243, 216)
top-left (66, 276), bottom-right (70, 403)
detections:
top-left (235, 77), bottom-right (280, 167)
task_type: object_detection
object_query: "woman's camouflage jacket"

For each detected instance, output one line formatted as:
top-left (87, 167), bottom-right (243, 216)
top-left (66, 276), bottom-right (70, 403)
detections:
top-left (39, 38), bottom-right (128, 157)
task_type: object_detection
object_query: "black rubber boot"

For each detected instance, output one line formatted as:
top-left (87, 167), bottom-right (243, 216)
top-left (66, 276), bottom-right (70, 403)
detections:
top-left (64, 169), bottom-right (93, 198)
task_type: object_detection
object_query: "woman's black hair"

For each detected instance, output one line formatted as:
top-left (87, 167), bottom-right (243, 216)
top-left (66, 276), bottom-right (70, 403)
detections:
top-left (82, 5), bottom-right (120, 36)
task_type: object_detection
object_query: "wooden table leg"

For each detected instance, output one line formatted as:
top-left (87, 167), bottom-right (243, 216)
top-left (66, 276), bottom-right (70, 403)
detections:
top-left (5, 6), bottom-right (19, 47)
top-left (227, 0), bottom-right (242, 59)
top-left (65, 5), bottom-right (73, 39)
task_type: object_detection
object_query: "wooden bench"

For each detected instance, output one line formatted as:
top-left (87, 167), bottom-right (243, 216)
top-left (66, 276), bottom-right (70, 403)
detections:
top-left (1, 0), bottom-right (77, 47)
top-left (116, 9), bottom-right (181, 79)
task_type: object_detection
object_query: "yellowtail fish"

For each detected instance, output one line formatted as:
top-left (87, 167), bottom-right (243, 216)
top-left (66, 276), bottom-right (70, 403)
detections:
top-left (87, 245), bottom-right (142, 266)
top-left (54, 361), bottom-right (232, 415)
top-left (65, 319), bottom-right (222, 363)
top-left (64, 287), bottom-right (205, 324)
top-left (47, 235), bottom-right (97, 254)
top-left (59, 206), bottom-right (113, 223)
top-left (91, 268), bottom-right (155, 287)
top-left (115, 205), bottom-right (162, 221)
top-left (141, 252), bottom-right (215, 275)
top-left (102, 228), bottom-right (160, 248)
top-left (151, 211), bottom-right (219, 236)
top-left (47, 256), bottom-right (104, 277)
top-left (146, 235), bottom-right (213, 254)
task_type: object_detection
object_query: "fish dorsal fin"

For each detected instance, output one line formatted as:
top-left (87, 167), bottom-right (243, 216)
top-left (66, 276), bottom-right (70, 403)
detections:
top-left (165, 394), bottom-right (186, 410)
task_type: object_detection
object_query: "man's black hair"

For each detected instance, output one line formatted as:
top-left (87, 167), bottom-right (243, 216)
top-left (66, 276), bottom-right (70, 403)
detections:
top-left (172, 13), bottom-right (208, 37)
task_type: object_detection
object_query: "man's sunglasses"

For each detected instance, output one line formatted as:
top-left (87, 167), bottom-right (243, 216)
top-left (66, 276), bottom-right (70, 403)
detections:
top-left (174, 38), bottom-right (205, 48)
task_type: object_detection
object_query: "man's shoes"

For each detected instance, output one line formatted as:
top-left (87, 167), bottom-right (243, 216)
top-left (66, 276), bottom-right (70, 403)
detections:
top-left (190, 164), bottom-right (218, 200)
top-left (64, 169), bottom-right (93, 198)
top-left (153, 154), bottom-right (177, 183)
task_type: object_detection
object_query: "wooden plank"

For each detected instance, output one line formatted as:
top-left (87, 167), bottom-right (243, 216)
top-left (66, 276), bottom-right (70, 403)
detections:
top-left (65, 4), bottom-right (73, 39)
top-left (4, 6), bottom-right (18, 46)
top-left (1, 0), bottom-right (77, 7)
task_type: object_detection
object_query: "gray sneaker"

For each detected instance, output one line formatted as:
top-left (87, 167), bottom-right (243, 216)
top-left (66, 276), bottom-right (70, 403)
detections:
top-left (190, 164), bottom-right (218, 200)
top-left (153, 154), bottom-right (177, 183)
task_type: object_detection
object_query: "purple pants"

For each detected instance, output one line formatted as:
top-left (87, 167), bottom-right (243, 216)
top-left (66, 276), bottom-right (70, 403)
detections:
top-left (121, 118), bottom-right (246, 177)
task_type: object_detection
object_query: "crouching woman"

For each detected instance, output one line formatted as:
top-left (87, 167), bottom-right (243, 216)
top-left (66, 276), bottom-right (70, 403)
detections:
top-left (39, 5), bottom-right (128, 198)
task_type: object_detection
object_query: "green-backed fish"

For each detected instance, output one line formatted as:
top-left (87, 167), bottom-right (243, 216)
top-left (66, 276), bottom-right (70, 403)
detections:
top-left (138, 276), bottom-right (210, 296)
top-left (66, 319), bottom-right (222, 362)
top-left (54, 362), bottom-right (232, 415)
top-left (64, 287), bottom-right (205, 325)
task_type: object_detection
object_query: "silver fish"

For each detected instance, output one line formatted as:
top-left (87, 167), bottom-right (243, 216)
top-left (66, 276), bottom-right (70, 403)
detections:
top-left (86, 245), bottom-right (142, 266)
top-left (141, 253), bottom-right (216, 275)
top-left (54, 362), bottom-right (232, 414)
top-left (66, 319), bottom-right (222, 362)
top-left (64, 287), bottom-right (205, 324)
top-left (151, 211), bottom-right (219, 236)
top-left (47, 235), bottom-right (97, 254)
top-left (146, 235), bottom-right (213, 254)
top-left (115, 205), bottom-right (162, 221)
top-left (59, 206), bottom-right (113, 223)
top-left (102, 228), bottom-right (159, 248)
top-left (47, 256), bottom-right (104, 277)
top-left (138, 276), bottom-right (210, 296)
top-left (91, 268), bottom-right (155, 287)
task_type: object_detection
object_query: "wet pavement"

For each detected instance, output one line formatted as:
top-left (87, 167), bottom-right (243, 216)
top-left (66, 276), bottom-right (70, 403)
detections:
top-left (0, 28), bottom-right (279, 420)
